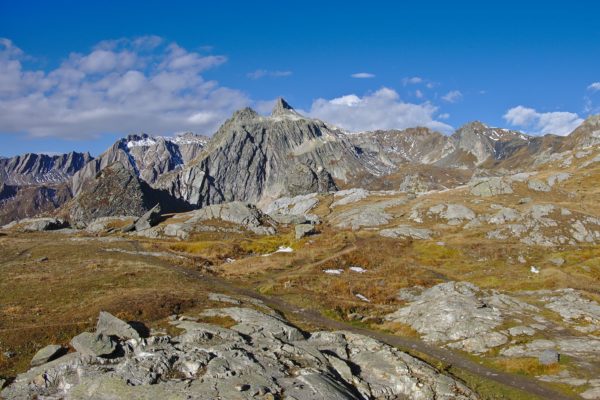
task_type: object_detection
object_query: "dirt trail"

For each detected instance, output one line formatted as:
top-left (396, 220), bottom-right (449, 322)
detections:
top-left (168, 264), bottom-right (577, 400)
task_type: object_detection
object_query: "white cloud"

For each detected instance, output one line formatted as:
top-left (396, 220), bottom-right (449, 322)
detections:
top-left (308, 87), bottom-right (453, 133)
top-left (415, 89), bottom-right (424, 98)
top-left (247, 69), bottom-right (292, 79)
top-left (588, 82), bottom-right (600, 92)
top-left (0, 37), bottom-right (249, 139)
top-left (402, 76), bottom-right (423, 85)
top-left (442, 90), bottom-right (463, 103)
top-left (351, 72), bottom-right (375, 79)
top-left (503, 106), bottom-right (583, 136)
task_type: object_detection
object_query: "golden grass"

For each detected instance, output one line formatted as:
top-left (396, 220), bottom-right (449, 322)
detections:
top-left (492, 357), bottom-right (562, 376)
top-left (0, 233), bottom-right (213, 378)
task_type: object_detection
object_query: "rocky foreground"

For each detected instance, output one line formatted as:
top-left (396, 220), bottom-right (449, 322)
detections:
top-left (1, 296), bottom-right (477, 400)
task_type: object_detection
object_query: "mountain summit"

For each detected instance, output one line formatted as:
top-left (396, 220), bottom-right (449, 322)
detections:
top-left (271, 97), bottom-right (295, 116)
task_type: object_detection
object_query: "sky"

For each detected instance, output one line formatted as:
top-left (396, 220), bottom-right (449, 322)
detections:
top-left (1, 0), bottom-right (600, 156)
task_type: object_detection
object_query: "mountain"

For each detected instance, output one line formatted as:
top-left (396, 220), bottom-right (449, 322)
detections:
top-left (0, 183), bottom-right (72, 225)
top-left (347, 127), bottom-right (452, 165)
top-left (2, 103), bottom-right (599, 226)
top-left (0, 151), bottom-right (92, 186)
top-left (0, 151), bottom-right (91, 225)
top-left (68, 163), bottom-right (156, 225)
top-left (441, 121), bottom-right (530, 166)
top-left (71, 133), bottom-right (208, 195)
top-left (160, 98), bottom-right (393, 207)
top-left (564, 114), bottom-right (600, 149)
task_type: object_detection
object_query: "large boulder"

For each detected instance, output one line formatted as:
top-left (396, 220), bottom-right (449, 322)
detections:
top-left (164, 202), bottom-right (276, 239)
top-left (295, 223), bottom-right (316, 239)
top-left (30, 345), bottom-right (64, 367)
top-left (70, 332), bottom-right (116, 357)
top-left (380, 225), bottom-right (432, 239)
top-left (96, 311), bottom-right (144, 340)
top-left (469, 177), bottom-right (513, 197)
top-left (134, 203), bottom-right (162, 231)
top-left (2, 217), bottom-right (68, 232)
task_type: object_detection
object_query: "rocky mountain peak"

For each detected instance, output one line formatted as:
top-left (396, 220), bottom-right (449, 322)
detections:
top-left (228, 107), bottom-right (259, 124)
top-left (566, 113), bottom-right (600, 148)
top-left (271, 97), bottom-right (295, 116)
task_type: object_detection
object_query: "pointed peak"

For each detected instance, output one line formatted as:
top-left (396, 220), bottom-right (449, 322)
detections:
top-left (271, 97), bottom-right (295, 116)
top-left (458, 121), bottom-right (488, 131)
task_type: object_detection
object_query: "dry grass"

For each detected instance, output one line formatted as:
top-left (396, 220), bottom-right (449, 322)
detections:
top-left (0, 233), bottom-right (213, 378)
top-left (492, 357), bottom-right (562, 376)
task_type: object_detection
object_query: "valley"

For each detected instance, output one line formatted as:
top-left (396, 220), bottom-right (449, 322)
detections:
top-left (1, 100), bottom-right (600, 399)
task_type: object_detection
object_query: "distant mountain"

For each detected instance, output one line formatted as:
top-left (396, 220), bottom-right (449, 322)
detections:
top-left (0, 151), bottom-right (91, 225)
top-left (71, 132), bottom-right (208, 195)
top-left (1, 102), bottom-right (598, 226)
top-left (0, 151), bottom-right (92, 186)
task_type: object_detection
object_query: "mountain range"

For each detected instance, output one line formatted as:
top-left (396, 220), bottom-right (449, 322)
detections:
top-left (1, 98), bottom-right (599, 225)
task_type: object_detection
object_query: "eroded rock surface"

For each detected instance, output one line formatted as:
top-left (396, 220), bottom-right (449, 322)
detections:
top-left (2, 307), bottom-right (478, 400)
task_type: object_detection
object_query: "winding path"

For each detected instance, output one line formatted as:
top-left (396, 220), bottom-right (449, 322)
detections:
top-left (167, 263), bottom-right (577, 400)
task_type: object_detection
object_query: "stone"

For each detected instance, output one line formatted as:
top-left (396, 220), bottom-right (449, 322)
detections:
top-left (163, 202), bottom-right (276, 238)
top-left (3, 217), bottom-right (69, 232)
top-left (386, 282), bottom-right (504, 343)
top-left (581, 387), bottom-right (600, 400)
top-left (528, 179), bottom-right (551, 192)
top-left (549, 257), bottom-right (565, 266)
top-left (427, 203), bottom-right (475, 224)
top-left (469, 177), bottom-right (513, 197)
top-left (295, 223), bottom-right (316, 239)
top-left (330, 198), bottom-right (406, 230)
top-left (379, 225), bottom-right (432, 240)
top-left (547, 172), bottom-right (571, 187)
top-left (96, 311), bottom-right (143, 340)
top-left (331, 188), bottom-right (369, 207)
top-left (134, 203), bottom-right (161, 231)
top-left (539, 349), bottom-right (560, 365)
top-left (70, 332), bottom-right (116, 357)
top-left (508, 326), bottom-right (536, 336)
top-left (30, 345), bottom-right (64, 367)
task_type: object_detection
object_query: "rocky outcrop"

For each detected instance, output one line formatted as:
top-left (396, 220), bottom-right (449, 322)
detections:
top-left (330, 198), bottom-right (406, 230)
top-left (2, 217), bottom-right (69, 232)
top-left (380, 225), bottom-right (432, 239)
top-left (2, 307), bottom-right (478, 400)
top-left (163, 202), bottom-right (276, 238)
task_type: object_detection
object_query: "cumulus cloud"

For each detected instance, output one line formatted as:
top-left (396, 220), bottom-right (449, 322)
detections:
top-left (442, 90), bottom-right (463, 103)
top-left (247, 69), bottom-right (292, 79)
top-left (0, 37), bottom-right (249, 139)
top-left (308, 87), bottom-right (453, 133)
top-left (503, 106), bottom-right (583, 136)
top-left (588, 82), bottom-right (600, 92)
top-left (351, 72), bottom-right (375, 79)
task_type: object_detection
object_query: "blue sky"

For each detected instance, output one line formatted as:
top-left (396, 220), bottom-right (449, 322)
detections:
top-left (1, 0), bottom-right (600, 156)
